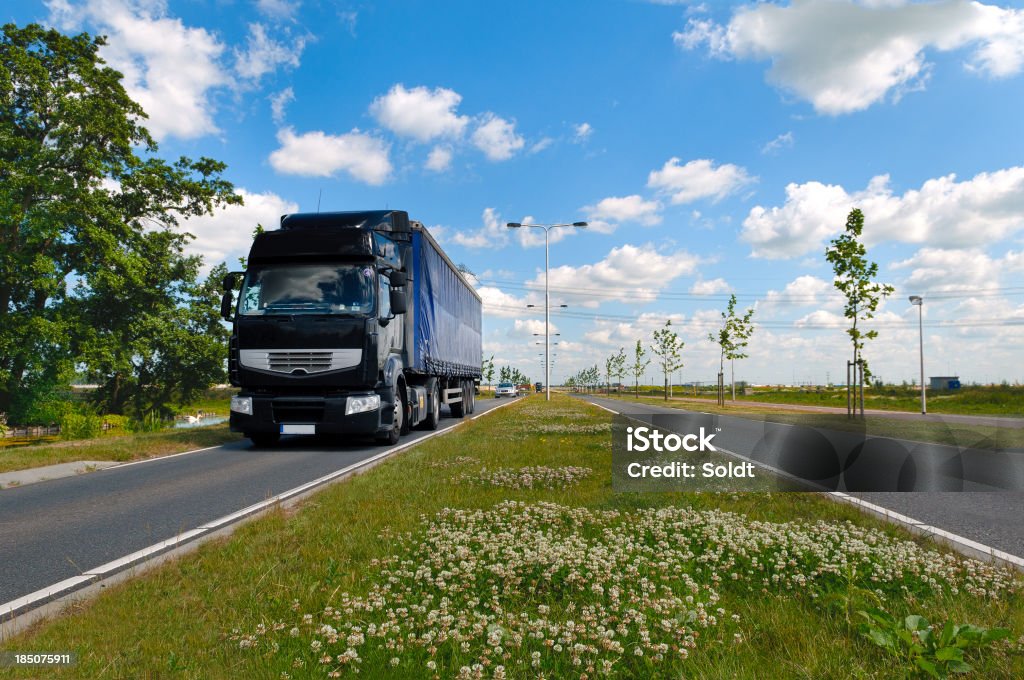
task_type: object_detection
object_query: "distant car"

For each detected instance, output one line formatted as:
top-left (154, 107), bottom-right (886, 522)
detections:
top-left (535, 382), bottom-right (543, 393)
top-left (495, 382), bottom-right (517, 398)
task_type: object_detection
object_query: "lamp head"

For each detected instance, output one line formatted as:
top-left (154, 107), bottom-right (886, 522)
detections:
top-left (506, 222), bottom-right (522, 229)
top-left (909, 295), bottom-right (923, 305)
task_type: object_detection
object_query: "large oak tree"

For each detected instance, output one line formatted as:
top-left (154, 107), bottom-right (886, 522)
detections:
top-left (1, 24), bottom-right (241, 420)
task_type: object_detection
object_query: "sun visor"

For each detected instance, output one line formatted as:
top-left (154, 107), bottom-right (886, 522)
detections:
top-left (279, 210), bottom-right (411, 234)
top-left (248, 228), bottom-right (374, 262)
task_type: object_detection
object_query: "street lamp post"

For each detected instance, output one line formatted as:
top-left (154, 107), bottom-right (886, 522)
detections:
top-left (509, 221), bottom-right (587, 400)
top-left (909, 295), bottom-right (926, 414)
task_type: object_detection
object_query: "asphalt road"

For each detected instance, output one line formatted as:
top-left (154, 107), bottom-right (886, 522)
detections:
top-left (0, 399), bottom-right (504, 609)
top-left (584, 394), bottom-right (1024, 560)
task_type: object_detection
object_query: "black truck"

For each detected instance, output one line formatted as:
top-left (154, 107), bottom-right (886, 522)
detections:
top-left (220, 210), bottom-right (482, 447)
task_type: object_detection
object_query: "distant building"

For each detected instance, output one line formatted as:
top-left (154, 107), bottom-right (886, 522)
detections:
top-left (929, 376), bottom-right (961, 390)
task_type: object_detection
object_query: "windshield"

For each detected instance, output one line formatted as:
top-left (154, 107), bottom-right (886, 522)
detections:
top-left (498, 383), bottom-right (514, 389)
top-left (240, 264), bottom-right (375, 316)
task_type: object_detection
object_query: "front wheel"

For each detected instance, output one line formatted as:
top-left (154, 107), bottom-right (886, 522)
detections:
top-left (377, 388), bottom-right (404, 445)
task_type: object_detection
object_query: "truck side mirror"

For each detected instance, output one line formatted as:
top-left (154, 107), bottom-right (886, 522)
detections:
top-left (220, 291), bottom-right (235, 320)
top-left (389, 288), bottom-right (408, 315)
top-left (388, 270), bottom-right (407, 288)
top-left (222, 271), bottom-right (245, 292)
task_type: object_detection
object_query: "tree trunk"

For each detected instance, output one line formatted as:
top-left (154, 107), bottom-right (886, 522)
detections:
top-left (731, 358), bottom-right (736, 401)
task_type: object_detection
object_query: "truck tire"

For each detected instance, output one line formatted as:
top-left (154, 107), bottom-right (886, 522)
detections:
top-left (467, 384), bottom-right (476, 414)
top-left (377, 388), bottom-right (403, 445)
top-left (420, 379), bottom-right (440, 430)
top-left (249, 432), bottom-right (280, 448)
top-left (450, 379), bottom-right (466, 418)
top-left (399, 383), bottom-right (412, 435)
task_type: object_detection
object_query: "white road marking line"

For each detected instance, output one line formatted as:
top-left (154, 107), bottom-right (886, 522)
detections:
top-left (589, 402), bottom-right (619, 415)
top-left (83, 529), bottom-right (207, 577)
top-left (0, 576), bottom-right (94, 620)
top-left (0, 400), bottom-right (511, 622)
top-left (107, 445), bottom-right (226, 470)
top-left (827, 493), bottom-right (1024, 571)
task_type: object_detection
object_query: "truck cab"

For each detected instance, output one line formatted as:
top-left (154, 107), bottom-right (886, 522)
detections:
top-left (221, 210), bottom-right (481, 447)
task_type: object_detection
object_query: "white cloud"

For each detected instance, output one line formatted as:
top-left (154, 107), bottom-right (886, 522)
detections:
top-left (759, 275), bottom-right (835, 317)
top-left (675, 0), bottom-right (1024, 115)
top-left (369, 84), bottom-right (469, 142)
top-left (269, 87), bottom-right (294, 124)
top-left (689, 277), bottom-right (732, 295)
top-left (257, 0), bottom-right (300, 21)
top-left (509, 318), bottom-right (559, 338)
top-left (425, 145), bottom-right (454, 172)
top-left (573, 122), bottom-right (593, 143)
top-left (647, 157), bottom-right (755, 204)
top-left (338, 10), bottom-right (358, 36)
top-left (532, 243), bottom-right (701, 308)
top-left (46, 0), bottom-right (227, 141)
top-left (742, 166), bottom-right (1024, 259)
top-left (793, 309), bottom-right (848, 329)
top-left (478, 285), bottom-right (536, 319)
top-left (583, 312), bottom-right (688, 348)
top-left (471, 113), bottom-right (525, 161)
top-left (529, 137), bottom-right (555, 154)
top-left (451, 208), bottom-right (510, 249)
top-left (761, 131), bottom-right (794, 155)
top-left (269, 127), bottom-right (392, 185)
top-left (180, 189), bottom-right (299, 271)
top-left (235, 22), bottom-right (305, 83)
top-left (584, 195), bottom-right (662, 232)
top-left (890, 247), bottom-right (1019, 293)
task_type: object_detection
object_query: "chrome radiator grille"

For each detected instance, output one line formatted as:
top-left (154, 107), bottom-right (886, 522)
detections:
top-left (239, 349), bottom-right (362, 374)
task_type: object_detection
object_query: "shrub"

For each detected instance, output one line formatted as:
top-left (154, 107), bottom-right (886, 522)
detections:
top-left (59, 411), bottom-right (103, 440)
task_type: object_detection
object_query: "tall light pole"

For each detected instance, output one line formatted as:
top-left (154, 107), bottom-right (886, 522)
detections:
top-left (510, 221), bottom-right (587, 400)
top-left (909, 295), bottom-right (926, 414)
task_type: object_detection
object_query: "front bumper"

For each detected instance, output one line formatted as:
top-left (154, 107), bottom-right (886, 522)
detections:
top-left (230, 392), bottom-right (394, 436)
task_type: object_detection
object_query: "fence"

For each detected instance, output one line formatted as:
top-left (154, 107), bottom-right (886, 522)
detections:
top-left (2, 425), bottom-right (61, 438)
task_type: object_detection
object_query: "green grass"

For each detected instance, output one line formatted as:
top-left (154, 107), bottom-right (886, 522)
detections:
top-left (0, 387), bottom-right (238, 470)
top-left (0, 395), bottom-right (1020, 679)
top-left (619, 384), bottom-right (1024, 417)
top-left (0, 424), bottom-right (237, 475)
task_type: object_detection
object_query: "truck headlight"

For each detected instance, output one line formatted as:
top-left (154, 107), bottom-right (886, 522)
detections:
top-left (230, 396), bottom-right (253, 415)
top-left (346, 394), bottom-right (380, 415)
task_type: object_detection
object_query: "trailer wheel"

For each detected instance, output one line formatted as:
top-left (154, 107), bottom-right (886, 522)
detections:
top-left (468, 382), bottom-right (476, 414)
top-left (249, 432), bottom-right (280, 448)
top-left (450, 380), bottom-right (466, 418)
top-left (421, 379), bottom-right (440, 430)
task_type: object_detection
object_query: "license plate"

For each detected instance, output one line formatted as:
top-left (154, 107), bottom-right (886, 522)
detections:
top-left (280, 424), bottom-right (316, 435)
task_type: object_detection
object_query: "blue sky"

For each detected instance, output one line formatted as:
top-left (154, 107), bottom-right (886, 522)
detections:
top-left (8, 0), bottom-right (1024, 386)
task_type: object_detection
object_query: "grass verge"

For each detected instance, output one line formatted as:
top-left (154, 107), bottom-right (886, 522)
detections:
top-left (0, 395), bottom-right (1020, 678)
top-left (625, 385), bottom-right (1024, 417)
top-left (0, 424), bottom-right (237, 475)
